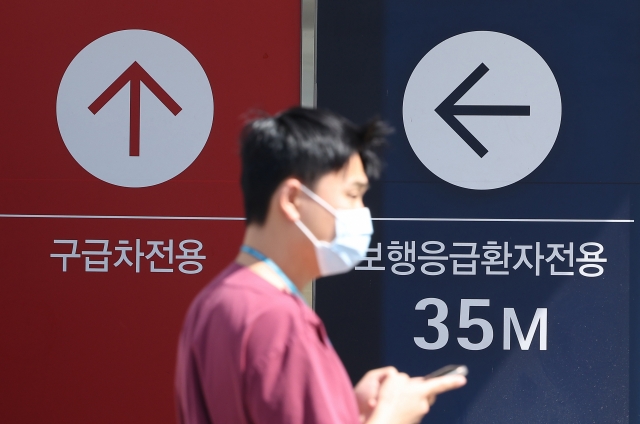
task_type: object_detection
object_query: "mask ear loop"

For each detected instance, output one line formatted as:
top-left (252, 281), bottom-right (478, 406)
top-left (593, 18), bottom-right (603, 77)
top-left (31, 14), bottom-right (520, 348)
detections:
top-left (294, 219), bottom-right (322, 245)
top-left (299, 185), bottom-right (338, 217)
top-left (296, 185), bottom-right (337, 247)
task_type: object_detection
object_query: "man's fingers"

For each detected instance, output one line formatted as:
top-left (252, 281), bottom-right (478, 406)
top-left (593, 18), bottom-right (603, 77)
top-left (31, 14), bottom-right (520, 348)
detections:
top-left (367, 366), bottom-right (397, 381)
top-left (427, 394), bottom-right (437, 406)
top-left (375, 366), bottom-right (398, 378)
top-left (419, 375), bottom-right (467, 397)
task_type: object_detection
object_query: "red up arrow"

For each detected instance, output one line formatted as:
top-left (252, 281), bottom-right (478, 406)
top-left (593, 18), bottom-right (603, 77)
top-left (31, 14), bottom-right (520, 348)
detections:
top-left (88, 61), bottom-right (182, 156)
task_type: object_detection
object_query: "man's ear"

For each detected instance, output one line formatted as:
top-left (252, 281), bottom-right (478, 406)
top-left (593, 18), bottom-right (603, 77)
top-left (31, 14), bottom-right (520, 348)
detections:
top-left (276, 178), bottom-right (302, 222)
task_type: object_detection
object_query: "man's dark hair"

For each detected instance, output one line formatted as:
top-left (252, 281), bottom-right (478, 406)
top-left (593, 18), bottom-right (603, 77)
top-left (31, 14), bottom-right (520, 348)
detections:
top-left (240, 107), bottom-right (388, 225)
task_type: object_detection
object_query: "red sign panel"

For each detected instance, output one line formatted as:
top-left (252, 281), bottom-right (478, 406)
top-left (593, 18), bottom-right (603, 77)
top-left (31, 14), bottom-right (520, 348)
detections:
top-left (0, 2), bottom-right (300, 423)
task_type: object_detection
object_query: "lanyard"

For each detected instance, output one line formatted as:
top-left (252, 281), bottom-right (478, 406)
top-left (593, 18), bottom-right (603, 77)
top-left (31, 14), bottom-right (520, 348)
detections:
top-left (240, 245), bottom-right (306, 303)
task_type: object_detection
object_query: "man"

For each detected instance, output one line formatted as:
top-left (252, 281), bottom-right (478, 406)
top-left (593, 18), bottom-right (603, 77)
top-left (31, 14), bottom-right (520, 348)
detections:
top-left (175, 107), bottom-right (466, 424)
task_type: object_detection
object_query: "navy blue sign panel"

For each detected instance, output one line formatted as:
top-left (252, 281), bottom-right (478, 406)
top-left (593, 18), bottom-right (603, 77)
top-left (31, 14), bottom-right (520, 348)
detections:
top-left (316, 1), bottom-right (639, 422)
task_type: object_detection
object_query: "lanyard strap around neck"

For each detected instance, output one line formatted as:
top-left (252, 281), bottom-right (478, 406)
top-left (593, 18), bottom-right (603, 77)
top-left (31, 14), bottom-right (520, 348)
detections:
top-left (240, 245), bottom-right (306, 303)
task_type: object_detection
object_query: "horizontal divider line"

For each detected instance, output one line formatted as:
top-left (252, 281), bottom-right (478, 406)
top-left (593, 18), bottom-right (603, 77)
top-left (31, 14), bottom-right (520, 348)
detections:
top-left (0, 214), bottom-right (245, 221)
top-left (372, 218), bottom-right (634, 223)
top-left (0, 214), bottom-right (633, 223)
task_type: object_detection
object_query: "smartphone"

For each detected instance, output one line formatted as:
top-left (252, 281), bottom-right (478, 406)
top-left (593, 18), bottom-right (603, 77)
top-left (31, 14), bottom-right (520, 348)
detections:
top-left (424, 364), bottom-right (468, 379)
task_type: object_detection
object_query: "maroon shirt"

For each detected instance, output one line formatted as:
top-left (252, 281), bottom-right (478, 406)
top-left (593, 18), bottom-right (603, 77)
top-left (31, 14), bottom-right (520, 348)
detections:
top-left (175, 263), bottom-right (360, 424)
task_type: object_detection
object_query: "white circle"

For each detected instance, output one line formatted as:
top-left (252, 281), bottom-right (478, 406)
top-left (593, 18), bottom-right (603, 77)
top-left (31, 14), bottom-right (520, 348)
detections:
top-left (57, 30), bottom-right (214, 188)
top-left (403, 31), bottom-right (561, 190)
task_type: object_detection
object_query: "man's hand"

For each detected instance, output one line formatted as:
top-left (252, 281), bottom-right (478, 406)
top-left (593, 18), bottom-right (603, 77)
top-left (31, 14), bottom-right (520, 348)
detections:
top-left (361, 367), bottom-right (466, 424)
top-left (354, 366), bottom-right (398, 422)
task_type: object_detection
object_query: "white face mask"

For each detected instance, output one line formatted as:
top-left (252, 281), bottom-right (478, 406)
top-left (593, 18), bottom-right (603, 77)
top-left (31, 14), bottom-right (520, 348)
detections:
top-left (295, 185), bottom-right (373, 277)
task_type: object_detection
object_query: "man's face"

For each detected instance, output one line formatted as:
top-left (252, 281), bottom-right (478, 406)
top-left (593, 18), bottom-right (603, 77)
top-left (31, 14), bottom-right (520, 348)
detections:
top-left (298, 153), bottom-right (370, 243)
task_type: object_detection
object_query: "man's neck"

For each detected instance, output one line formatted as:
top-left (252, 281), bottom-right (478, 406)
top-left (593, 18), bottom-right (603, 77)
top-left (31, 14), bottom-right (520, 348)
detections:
top-left (236, 223), bottom-right (313, 294)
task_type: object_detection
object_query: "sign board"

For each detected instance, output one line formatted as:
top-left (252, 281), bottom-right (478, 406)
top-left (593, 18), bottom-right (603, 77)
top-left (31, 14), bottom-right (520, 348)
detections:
top-left (317, 1), bottom-right (638, 422)
top-left (0, 2), bottom-right (299, 423)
